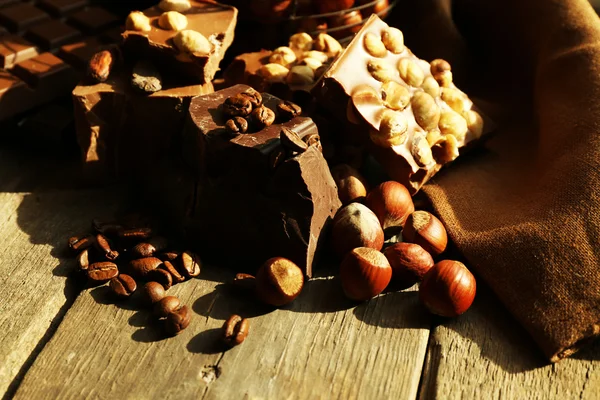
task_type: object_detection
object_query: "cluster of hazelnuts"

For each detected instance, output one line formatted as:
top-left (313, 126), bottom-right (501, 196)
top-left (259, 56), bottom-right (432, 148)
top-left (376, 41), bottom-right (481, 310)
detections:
top-left (330, 164), bottom-right (477, 317)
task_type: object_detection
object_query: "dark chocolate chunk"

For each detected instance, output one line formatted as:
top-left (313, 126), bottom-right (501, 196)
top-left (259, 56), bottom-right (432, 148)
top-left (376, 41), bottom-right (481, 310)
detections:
top-left (280, 127), bottom-right (308, 153)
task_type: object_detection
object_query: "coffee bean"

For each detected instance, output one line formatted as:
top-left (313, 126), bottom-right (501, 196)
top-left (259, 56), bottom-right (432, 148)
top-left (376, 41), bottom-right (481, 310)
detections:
top-left (87, 262), bottom-right (119, 282)
top-left (154, 295), bottom-right (181, 318)
top-left (268, 147), bottom-right (287, 170)
top-left (131, 61), bottom-right (162, 94)
top-left (161, 260), bottom-right (185, 283)
top-left (130, 242), bottom-right (156, 258)
top-left (225, 117), bottom-right (248, 135)
top-left (239, 88), bottom-right (262, 108)
top-left (109, 274), bottom-right (137, 298)
top-left (277, 101), bottom-right (302, 120)
top-left (222, 314), bottom-right (250, 347)
top-left (95, 234), bottom-right (119, 261)
top-left (77, 249), bottom-right (90, 272)
top-left (118, 227), bottom-right (153, 241)
top-left (129, 257), bottom-right (163, 278)
top-left (280, 127), bottom-right (308, 153)
top-left (68, 235), bottom-right (95, 252)
top-left (251, 105), bottom-right (276, 129)
top-left (146, 268), bottom-right (173, 290)
top-left (223, 94), bottom-right (252, 118)
top-left (180, 251), bottom-right (201, 278)
top-left (165, 305), bottom-right (191, 335)
top-left (143, 281), bottom-right (166, 304)
top-left (158, 251), bottom-right (180, 262)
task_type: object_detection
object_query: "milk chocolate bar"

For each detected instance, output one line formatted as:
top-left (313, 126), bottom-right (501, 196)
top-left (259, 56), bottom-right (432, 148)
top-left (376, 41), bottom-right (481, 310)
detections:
top-left (314, 15), bottom-right (492, 194)
top-left (0, 1), bottom-right (123, 121)
top-left (178, 84), bottom-right (341, 276)
top-left (122, 0), bottom-right (237, 83)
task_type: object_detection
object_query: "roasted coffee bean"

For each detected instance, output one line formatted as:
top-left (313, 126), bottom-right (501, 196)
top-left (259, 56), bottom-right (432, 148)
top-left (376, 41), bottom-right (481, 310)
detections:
top-left (251, 105), bottom-right (276, 129)
top-left (165, 305), bottom-right (191, 335)
top-left (88, 50), bottom-right (114, 82)
top-left (131, 61), bottom-right (162, 94)
top-left (87, 262), bottom-right (119, 282)
top-left (68, 235), bottom-right (95, 252)
top-left (223, 94), bottom-right (253, 118)
top-left (161, 260), bottom-right (185, 283)
top-left (130, 242), bottom-right (156, 258)
top-left (180, 251), bottom-right (201, 277)
top-left (222, 314), bottom-right (250, 347)
top-left (77, 249), bottom-right (90, 271)
top-left (158, 251), bottom-right (180, 262)
top-left (280, 127), bottom-right (308, 153)
top-left (146, 268), bottom-right (173, 290)
top-left (95, 234), bottom-right (119, 261)
top-left (233, 273), bottom-right (256, 292)
top-left (92, 219), bottom-right (123, 236)
top-left (154, 295), bottom-right (181, 318)
top-left (225, 117), bottom-right (249, 134)
top-left (109, 274), bottom-right (137, 298)
top-left (239, 88), bottom-right (262, 108)
top-left (118, 227), bottom-right (152, 241)
top-left (129, 257), bottom-right (163, 278)
top-left (277, 100), bottom-right (302, 120)
top-left (269, 147), bottom-right (287, 170)
top-left (143, 281), bottom-right (166, 304)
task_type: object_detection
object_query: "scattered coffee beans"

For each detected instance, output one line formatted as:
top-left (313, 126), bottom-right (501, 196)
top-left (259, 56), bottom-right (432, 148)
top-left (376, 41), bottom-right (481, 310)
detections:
top-left (277, 100), bottom-right (302, 120)
top-left (68, 235), bottom-right (95, 252)
top-left (109, 274), bottom-right (137, 298)
top-left (161, 260), bottom-right (185, 283)
top-left (225, 117), bottom-right (249, 134)
top-left (143, 281), bottom-right (166, 305)
top-left (181, 251), bottom-right (201, 278)
top-left (251, 105), bottom-right (276, 129)
top-left (130, 242), bottom-right (156, 258)
top-left (129, 257), bottom-right (163, 278)
top-left (222, 314), bottom-right (250, 347)
top-left (95, 234), bottom-right (119, 261)
top-left (165, 305), bottom-right (191, 335)
top-left (154, 296), bottom-right (182, 318)
top-left (146, 268), bottom-right (173, 290)
top-left (87, 262), bottom-right (119, 282)
top-left (223, 94), bottom-right (253, 118)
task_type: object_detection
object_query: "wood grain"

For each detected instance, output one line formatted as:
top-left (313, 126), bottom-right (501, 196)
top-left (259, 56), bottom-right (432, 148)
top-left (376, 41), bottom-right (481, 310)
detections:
top-left (418, 286), bottom-right (600, 399)
top-left (13, 270), bottom-right (431, 399)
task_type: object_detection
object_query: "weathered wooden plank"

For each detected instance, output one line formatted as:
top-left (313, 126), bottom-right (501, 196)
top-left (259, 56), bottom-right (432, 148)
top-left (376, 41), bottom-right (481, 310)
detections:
top-left (13, 268), bottom-right (432, 399)
top-left (419, 286), bottom-right (600, 399)
top-left (0, 189), bottom-right (123, 398)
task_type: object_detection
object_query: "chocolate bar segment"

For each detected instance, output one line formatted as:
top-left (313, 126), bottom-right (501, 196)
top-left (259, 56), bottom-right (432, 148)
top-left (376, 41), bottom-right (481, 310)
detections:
top-left (0, 3), bottom-right (49, 32)
top-left (0, 35), bottom-right (39, 69)
top-left (180, 84), bottom-right (341, 276)
top-left (314, 15), bottom-right (491, 194)
top-left (122, 1), bottom-right (238, 83)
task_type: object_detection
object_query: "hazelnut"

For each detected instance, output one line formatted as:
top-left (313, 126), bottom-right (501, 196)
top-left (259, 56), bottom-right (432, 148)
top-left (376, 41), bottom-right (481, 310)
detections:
top-left (300, 57), bottom-right (323, 70)
top-left (430, 59), bottom-right (451, 75)
top-left (313, 33), bottom-right (342, 57)
top-left (384, 242), bottom-right (434, 288)
top-left (381, 81), bottom-right (411, 111)
top-left (286, 65), bottom-right (314, 85)
top-left (367, 59), bottom-right (396, 83)
top-left (421, 76), bottom-right (440, 98)
top-left (433, 70), bottom-right (453, 88)
top-left (419, 260), bottom-right (476, 317)
top-left (158, 11), bottom-right (188, 31)
top-left (331, 203), bottom-right (384, 258)
top-left (289, 32), bottom-right (313, 51)
top-left (381, 27), bottom-right (404, 54)
top-left (159, 0), bottom-right (191, 12)
top-left (371, 110), bottom-right (408, 147)
top-left (302, 50), bottom-right (329, 64)
top-left (431, 134), bottom-right (459, 164)
top-left (398, 58), bottom-right (425, 87)
top-left (257, 63), bottom-right (290, 83)
top-left (403, 211), bottom-right (448, 256)
top-left (411, 91), bottom-right (440, 131)
top-left (463, 110), bottom-right (484, 139)
top-left (256, 257), bottom-right (304, 306)
top-left (126, 11), bottom-right (151, 32)
top-left (330, 164), bottom-right (369, 205)
top-left (411, 133), bottom-right (434, 167)
top-left (173, 30), bottom-right (212, 55)
top-left (439, 109), bottom-right (468, 141)
top-left (441, 87), bottom-right (469, 114)
top-left (364, 181), bottom-right (415, 230)
top-left (363, 32), bottom-right (387, 58)
top-left (340, 247), bottom-right (392, 301)
top-left (269, 46), bottom-right (297, 67)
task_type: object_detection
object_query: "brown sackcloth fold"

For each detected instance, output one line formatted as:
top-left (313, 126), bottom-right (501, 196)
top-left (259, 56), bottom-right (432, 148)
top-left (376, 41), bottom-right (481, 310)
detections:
top-left (388, 0), bottom-right (600, 361)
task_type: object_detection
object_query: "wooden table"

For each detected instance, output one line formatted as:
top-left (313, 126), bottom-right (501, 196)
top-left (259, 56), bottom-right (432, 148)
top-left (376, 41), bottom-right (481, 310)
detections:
top-left (1, 135), bottom-right (599, 400)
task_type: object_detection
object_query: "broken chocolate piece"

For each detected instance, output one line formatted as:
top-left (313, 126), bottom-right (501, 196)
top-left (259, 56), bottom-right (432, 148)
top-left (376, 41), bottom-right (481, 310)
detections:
top-left (313, 15), bottom-right (493, 194)
top-left (122, 1), bottom-right (237, 83)
top-left (180, 84), bottom-right (341, 276)
top-left (280, 127), bottom-right (308, 153)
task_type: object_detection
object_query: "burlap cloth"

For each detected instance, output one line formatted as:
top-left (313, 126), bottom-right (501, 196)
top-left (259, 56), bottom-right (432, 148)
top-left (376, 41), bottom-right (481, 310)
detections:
top-left (387, 0), bottom-right (600, 361)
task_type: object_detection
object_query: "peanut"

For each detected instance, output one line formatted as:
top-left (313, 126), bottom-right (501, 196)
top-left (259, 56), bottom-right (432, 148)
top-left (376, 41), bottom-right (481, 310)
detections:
top-left (173, 30), bottom-right (212, 55)
top-left (381, 28), bottom-right (404, 54)
top-left (269, 46), bottom-right (296, 67)
top-left (159, 0), bottom-right (191, 12)
top-left (314, 33), bottom-right (342, 57)
top-left (258, 63), bottom-right (290, 83)
top-left (286, 65), bottom-right (314, 85)
top-left (289, 32), bottom-right (313, 51)
top-left (439, 109), bottom-right (468, 141)
top-left (398, 58), bottom-right (425, 87)
top-left (363, 32), bottom-right (387, 58)
top-left (367, 59), bottom-right (396, 83)
top-left (126, 11), bottom-right (151, 32)
top-left (381, 81), bottom-right (411, 111)
top-left (411, 91), bottom-right (440, 131)
top-left (158, 11), bottom-right (188, 31)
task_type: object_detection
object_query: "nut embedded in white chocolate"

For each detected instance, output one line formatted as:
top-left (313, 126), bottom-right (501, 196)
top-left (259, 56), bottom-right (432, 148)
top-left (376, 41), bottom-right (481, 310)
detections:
top-left (173, 30), bottom-right (212, 55)
top-left (463, 110), bottom-right (484, 139)
top-left (371, 110), bottom-right (408, 147)
top-left (439, 109), bottom-right (468, 141)
top-left (441, 87), bottom-right (469, 114)
top-left (158, 11), bottom-right (188, 31)
top-left (363, 32), bottom-right (388, 58)
top-left (421, 76), bottom-right (440, 97)
top-left (381, 28), bottom-right (405, 54)
top-left (381, 81), bottom-right (411, 111)
top-left (126, 11), bottom-right (151, 32)
top-left (411, 91), bottom-right (440, 131)
top-left (367, 59), bottom-right (396, 83)
top-left (434, 70), bottom-right (453, 88)
top-left (431, 134), bottom-right (459, 164)
top-left (398, 58), bottom-right (425, 87)
top-left (411, 133), bottom-right (434, 167)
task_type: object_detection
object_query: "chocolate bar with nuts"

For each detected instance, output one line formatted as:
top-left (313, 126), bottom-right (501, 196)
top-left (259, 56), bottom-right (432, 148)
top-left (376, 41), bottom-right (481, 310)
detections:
top-left (314, 15), bottom-right (492, 194)
top-left (122, 0), bottom-right (237, 83)
top-left (177, 84), bottom-right (341, 276)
